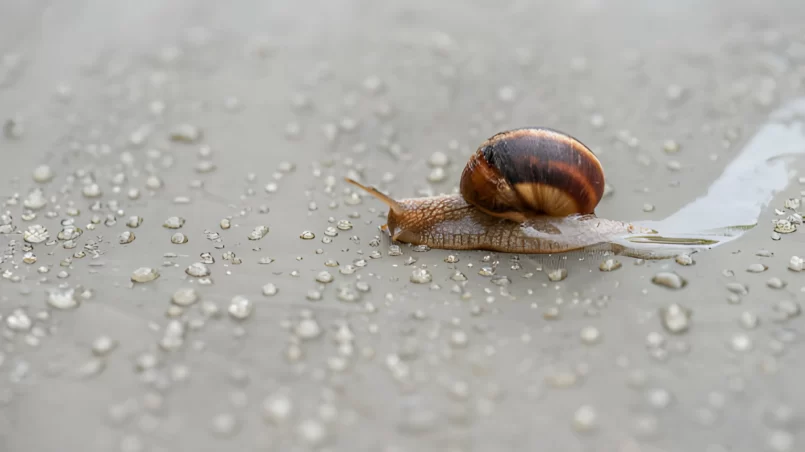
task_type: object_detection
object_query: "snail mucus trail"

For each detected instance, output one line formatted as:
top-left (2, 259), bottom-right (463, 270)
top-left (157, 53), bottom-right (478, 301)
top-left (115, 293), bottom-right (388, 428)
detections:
top-left (346, 127), bottom-right (663, 256)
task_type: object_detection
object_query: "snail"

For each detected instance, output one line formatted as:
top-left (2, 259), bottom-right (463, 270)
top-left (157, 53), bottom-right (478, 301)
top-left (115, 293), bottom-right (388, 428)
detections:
top-left (346, 127), bottom-right (661, 255)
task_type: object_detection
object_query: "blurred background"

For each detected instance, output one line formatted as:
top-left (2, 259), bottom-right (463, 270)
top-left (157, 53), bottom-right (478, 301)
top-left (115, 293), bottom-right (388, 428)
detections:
top-left (2, 1), bottom-right (805, 451)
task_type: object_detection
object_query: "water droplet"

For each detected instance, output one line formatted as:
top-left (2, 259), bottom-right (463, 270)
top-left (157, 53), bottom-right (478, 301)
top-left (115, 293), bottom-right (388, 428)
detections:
top-left (675, 253), bottom-right (695, 266)
top-left (599, 259), bottom-right (622, 271)
top-left (22, 252), bottom-right (36, 264)
top-left (5, 309), bottom-right (32, 331)
top-left (660, 303), bottom-right (691, 334)
top-left (767, 277), bottom-right (787, 289)
top-left (444, 254), bottom-right (459, 263)
top-left (119, 231), bottom-right (135, 244)
top-left (82, 183), bottom-right (102, 198)
top-left (738, 311), bottom-right (759, 329)
top-left (171, 288), bottom-right (199, 306)
top-left (788, 256), bottom-right (803, 272)
top-left (170, 124), bottom-right (203, 143)
top-left (547, 268), bottom-right (567, 282)
top-left (126, 216), bottom-right (143, 228)
top-left (247, 225), bottom-right (269, 240)
top-left (427, 167), bottom-right (446, 183)
top-left (450, 330), bottom-right (469, 348)
top-left (725, 282), bottom-right (748, 295)
top-left (388, 245), bottom-right (403, 256)
top-left (228, 295), bottom-right (254, 320)
top-left (185, 262), bottom-right (211, 277)
top-left (774, 219), bottom-right (797, 234)
top-left (131, 267), bottom-right (160, 283)
top-left (410, 268), bottom-right (432, 284)
top-left (23, 224), bottom-right (49, 244)
top-left (262, 393), bottom-right (293, 423)
top-left (46, 287), bottom-right (78, 309)
top-left (92, 336), bottom-right (117, 356)
top-left (652, 272), bottom-right (687, 289)
top-left (729, 334), bottom-right (753, 352)
top-left (170, 232), bottom-right (188, 244)
top-left (315, 271), bottom-right (334, 283)
top-left (747, 263), bottom-right (768, 273)
top-left (163, 216), bottom-right (185, 229)
top-left (580, 326), bottom-right (602, 344)
top-left (295, 318), bottom-right (322, 340)
top-left (647, 388), bottom-right (673, 409)
top-left (300, 231), bottom-right (315, 240)
top-left (159, 320), bottom-right (186, 351)
top-left (262, 283), bottom-right (278, 296)
top-left (572, 405), bottom-right (598, 433)
top-left (478, 266), bottom-right (495, 276)
top-left (23, 188), bottom-right (47, 210)
top-left (32, 165), bottom-right (54, 183)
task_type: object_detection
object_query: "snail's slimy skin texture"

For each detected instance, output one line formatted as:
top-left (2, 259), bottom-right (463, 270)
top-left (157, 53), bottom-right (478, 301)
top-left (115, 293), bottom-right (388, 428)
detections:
top-left (387, 194), bottom-right (636, 254)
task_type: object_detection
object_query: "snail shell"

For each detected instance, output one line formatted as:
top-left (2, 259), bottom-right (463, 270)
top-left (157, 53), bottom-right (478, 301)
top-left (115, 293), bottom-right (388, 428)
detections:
top-left (460, 128), bottom-right (605, 222)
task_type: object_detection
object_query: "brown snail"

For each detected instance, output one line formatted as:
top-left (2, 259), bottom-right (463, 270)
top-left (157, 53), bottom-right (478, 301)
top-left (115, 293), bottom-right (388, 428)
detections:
top-left (346, 127), bottom-right (650, 254)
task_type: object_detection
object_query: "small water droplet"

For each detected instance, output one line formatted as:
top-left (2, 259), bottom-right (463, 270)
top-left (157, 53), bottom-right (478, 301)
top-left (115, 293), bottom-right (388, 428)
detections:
top-left (23, 224), bottom-right (49, 244)
top-left (747, 263), bottom-right (768, 273)
top-left (410, 268), bottom-right (432, 284)
top-left (131, 267), bottom-right (160, 283)
top-left (170, 232), bottom-right (188, 244)
top-left (300, 231), bottom-right (315, 240)
top-left (652, 272), bottom-right (687, 289)
top-left (580, 326), bottom-right (602, 344)
top-left (295, 318), bottom-right (322, 340)
top-left (170, 124), bottom-right (203, 143)
top-left (725, 282), bottom-right (748, 295)
top-left (788, 256), bottom-right (803, 272)
top-left (92, 335), bottom-right (117, 356)
top-left (660, 303), bottom-right (691, 334)
top-left (675, 253), bottom-right (695, 266)
top-left (599, 259), bottom-right (622, 271)
top-left (262, 283), bottom-right (278, 296)
top-left (185, 262), bottom-right (211, 277)
top-left (119, 231), bottom-right (135, 244)
top-left (163, 216), bottom-right (185, 229)
top-left (262, 393), bottom-right (293, 423)
top-left (572, 405), bottom-right (598, 433)
top-left (228, 296), bottom-right (254, 320)
top-left (171, 288), bottom-right (199, 306)
top-left (46, 287), bottom-right (79, 309)
top-left (738, 311), bottom-right (759, 329)
top-left (247, 225), bottom-right (269, 240)
top-left (729, 334), bottom-right (753, 352)
top-left (32, 165), bottom-right (54, 183)
top-left (547, 268), bottom-right (568, 282)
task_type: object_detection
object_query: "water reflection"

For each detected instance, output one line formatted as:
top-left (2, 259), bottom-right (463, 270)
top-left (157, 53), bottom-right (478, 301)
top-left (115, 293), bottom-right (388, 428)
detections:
top-left (614, 97), bottom-right (805, 258)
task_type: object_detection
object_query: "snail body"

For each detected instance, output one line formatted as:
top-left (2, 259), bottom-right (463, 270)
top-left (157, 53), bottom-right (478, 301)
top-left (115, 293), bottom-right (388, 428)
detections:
top-left (347, 127), bottom-right (646, 254)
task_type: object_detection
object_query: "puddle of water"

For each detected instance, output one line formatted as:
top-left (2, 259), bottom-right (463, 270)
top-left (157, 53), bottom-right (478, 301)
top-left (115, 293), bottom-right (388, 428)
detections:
top-left (612, 96), bottom-right (805, 258)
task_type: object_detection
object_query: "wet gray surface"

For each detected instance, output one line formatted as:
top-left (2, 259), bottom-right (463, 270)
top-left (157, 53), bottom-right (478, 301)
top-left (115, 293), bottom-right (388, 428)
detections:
top-left (2, 1), bottom-right (805, 451)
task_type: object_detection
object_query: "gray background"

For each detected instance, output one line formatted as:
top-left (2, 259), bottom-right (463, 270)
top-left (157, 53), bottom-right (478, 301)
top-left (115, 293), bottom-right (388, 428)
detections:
top-left (2, 0), bottom-right (805, 451)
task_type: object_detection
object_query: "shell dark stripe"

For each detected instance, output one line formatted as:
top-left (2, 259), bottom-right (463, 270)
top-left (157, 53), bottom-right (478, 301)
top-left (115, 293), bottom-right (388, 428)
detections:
top-left (478, 127), bottom-right (604, 214)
